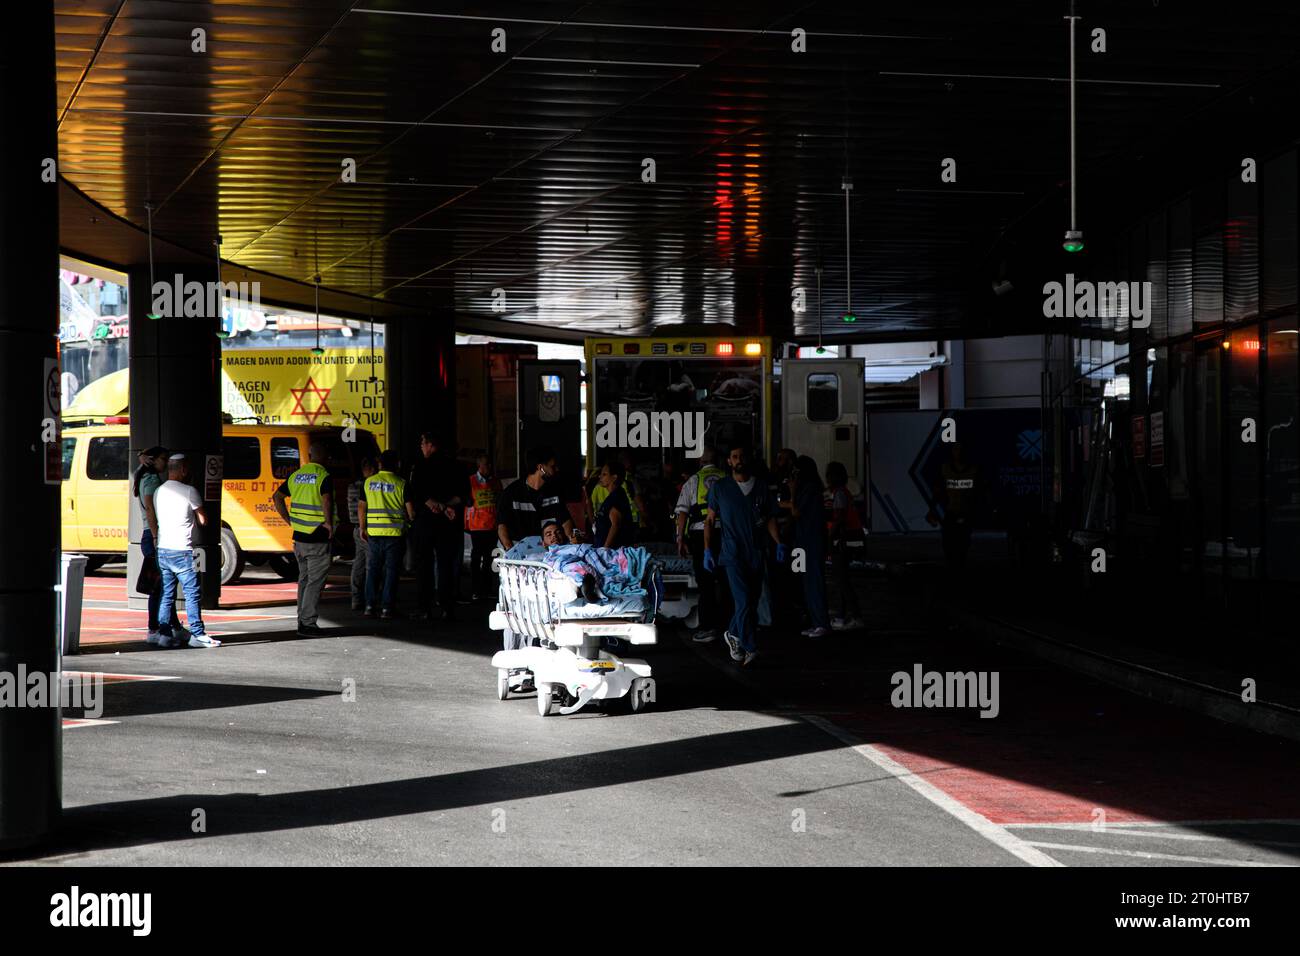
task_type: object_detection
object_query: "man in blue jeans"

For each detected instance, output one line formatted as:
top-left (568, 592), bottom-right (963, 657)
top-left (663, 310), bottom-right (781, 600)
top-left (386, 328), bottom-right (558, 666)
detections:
top-left (703, 444), bottom-right (782, 667)
top-left (153, 455), bottom-right (220, 648)
top-left (359, 449), bottom-right (411, 618)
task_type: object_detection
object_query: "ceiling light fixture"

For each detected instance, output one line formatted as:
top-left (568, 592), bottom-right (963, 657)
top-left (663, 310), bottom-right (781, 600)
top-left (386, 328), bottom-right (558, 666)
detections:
top-left (368, 246), bottom-right (378, 383)
top-left (815, 255), bottom-right (826, 353)
top-left (842, 177), bottom-right (857, 322)
top-left (311, 227), bottom-right (324, 356)
top-left (1063, 1), bottom-right (1084, 254)
top-left (214, 235), bottom-right (230, 338)
top-left (145, 202), bottom-right (161, 319)
top-left (311, 275), bottom-right (325, 357)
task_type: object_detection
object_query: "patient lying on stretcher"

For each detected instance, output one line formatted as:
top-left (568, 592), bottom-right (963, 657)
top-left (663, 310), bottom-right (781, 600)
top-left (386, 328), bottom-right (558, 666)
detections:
top-left (501, 520), bottom-right (663, 625)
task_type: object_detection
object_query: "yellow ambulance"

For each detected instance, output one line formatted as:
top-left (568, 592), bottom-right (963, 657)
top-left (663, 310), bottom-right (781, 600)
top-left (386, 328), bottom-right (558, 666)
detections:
top-left (60, 420), bottom-right (379, 584)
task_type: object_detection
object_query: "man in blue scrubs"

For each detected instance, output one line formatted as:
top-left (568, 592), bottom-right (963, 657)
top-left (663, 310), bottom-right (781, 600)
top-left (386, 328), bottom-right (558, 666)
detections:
top-left (703, 444), bottom-right (783, 667)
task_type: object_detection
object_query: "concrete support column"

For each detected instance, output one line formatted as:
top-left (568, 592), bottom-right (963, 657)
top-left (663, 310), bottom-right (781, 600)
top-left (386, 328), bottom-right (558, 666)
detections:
top-left (918, 368), bottom-right (942, 410)
top-left (0, 0), bottom-right (61, 849)
top-left (127, 266), bottom-right (223, 610)
top-left (943, 339), bottom-right (966, 408)
top-left (386, 312), bottom-right (456, 466)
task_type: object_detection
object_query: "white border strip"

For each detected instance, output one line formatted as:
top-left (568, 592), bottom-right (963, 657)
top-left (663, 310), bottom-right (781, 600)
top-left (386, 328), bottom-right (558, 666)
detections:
top-left (1007, 819), bottom-right (1300, 828)
top-left (1023, 841), bottom-right (1286, 867)
top-left (800, 714), bottom-right (1063, 867)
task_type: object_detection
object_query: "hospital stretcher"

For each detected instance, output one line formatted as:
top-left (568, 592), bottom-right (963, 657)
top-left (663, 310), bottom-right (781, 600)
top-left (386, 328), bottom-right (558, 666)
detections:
top-left (488, 559), bottom-right (657, 717)
top-left (637, 541), bottom-right (697, 626)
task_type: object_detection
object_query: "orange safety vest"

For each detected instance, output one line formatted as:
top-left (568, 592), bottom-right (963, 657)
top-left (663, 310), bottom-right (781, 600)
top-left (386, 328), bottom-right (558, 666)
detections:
top-left (464, 472), bottom-right (500, 531)
top-left (825, 487), bottom-right (864, 539)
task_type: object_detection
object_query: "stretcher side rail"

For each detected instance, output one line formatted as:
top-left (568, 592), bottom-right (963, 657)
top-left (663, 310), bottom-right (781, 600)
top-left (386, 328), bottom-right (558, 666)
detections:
top-left (489, 558), bottom-right (658, 645)
top-left (493, 560), bottom-right (562, 644)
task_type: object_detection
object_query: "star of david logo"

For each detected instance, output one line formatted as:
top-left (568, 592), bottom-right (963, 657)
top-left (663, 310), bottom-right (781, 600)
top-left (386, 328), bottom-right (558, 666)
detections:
top-left (289, 376), bottom-right (332, 425)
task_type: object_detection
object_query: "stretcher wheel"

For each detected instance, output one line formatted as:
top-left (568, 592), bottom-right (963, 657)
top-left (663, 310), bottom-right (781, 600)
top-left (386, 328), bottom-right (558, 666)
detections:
top-left (536, 682), bottom-right (554, 717)
top-left (629, 677), bottom-right (653, 713)
top-left (496, 669), bottom-right (509, 701)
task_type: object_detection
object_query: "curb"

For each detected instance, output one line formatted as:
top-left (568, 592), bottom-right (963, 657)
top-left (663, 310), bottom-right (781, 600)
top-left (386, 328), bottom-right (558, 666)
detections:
top-left (956, 610), bottom-right (1300, 744)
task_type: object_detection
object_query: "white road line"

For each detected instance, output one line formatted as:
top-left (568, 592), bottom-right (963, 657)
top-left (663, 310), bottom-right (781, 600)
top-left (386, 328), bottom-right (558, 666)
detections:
top-left (1006, 819), bottom-right (1300, 828)
top-left (800, 714), bottom-right (1063, 868)
top-left (1005, 823), bottom-right (1300, 849)
top-left (1022, 841), bottom-right (1289, 866)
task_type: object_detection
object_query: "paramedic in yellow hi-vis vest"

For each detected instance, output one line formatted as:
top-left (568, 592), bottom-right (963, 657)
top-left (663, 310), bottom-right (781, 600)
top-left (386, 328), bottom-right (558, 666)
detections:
top-left (273, 442), bottom-right (336, 637)
top-left (358, 449), bottom-right (413, 620)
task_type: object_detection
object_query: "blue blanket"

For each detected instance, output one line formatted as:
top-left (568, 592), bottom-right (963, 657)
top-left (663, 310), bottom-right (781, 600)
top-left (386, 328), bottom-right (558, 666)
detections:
top-left (500, 543), bottom-right (662, 619)
top-left (542, 544), bottom-right (649, 598)
top-left (504, 536), bottom-right (544, 560)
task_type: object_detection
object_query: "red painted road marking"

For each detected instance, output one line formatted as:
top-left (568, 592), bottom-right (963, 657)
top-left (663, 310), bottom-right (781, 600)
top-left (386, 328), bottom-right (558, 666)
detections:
top-left (65, 671), bottom-right (180, 682)
top-left (81, 607), bottom-right (284, 621)
top-left (82, 575), bottom-right (349, 610)
top-left (869, 742), bottom-right (1160, 825)
top-left (62, 718), bottom-right (119, 729)
top-left (824, 710), bottom-right (1300, 827)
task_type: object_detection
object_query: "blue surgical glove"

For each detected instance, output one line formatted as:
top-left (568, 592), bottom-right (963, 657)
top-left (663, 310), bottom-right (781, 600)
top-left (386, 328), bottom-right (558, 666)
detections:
top-left (703, 549), bottom-right (716, 573)
top-left (775, 543), bottom-right (787, 563)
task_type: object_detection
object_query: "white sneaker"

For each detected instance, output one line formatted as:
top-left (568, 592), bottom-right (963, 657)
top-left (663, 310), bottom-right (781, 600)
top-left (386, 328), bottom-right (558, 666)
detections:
top-left (832, 617), bottom-right (864, 631)
top-left (146, 630), bottom-right (162, 645)
top-left (188, 634), bottom-right (222, 648)
top-left (742, 650), bottom-right (759, 667)
top-left (692, 629), bottom-right (718, 643)
top-left (722, 631), bottom-right (744, 661)
top-left (804, 626), bottom-right (830, 638)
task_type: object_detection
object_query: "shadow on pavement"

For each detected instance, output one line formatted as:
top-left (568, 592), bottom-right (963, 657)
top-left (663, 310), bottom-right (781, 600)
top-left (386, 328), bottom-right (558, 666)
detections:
top-left (15, 721), bottom-right (848, 859)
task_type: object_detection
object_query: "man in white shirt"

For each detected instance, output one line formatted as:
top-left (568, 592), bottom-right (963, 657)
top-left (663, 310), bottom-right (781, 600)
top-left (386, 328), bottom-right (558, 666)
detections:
top-left (153, 454), bottom-right (220, 648)
top-left (673, 447), bottom-right (727, 644)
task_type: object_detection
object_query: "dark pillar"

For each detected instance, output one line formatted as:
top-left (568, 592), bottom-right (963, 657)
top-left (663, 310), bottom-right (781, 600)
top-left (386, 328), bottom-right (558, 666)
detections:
top-left (0, 0), bottom-right (61, 849)
top-left (386, 310), bottom-right (456, 467)
top-left (127, 266), bottom-right (223, 610)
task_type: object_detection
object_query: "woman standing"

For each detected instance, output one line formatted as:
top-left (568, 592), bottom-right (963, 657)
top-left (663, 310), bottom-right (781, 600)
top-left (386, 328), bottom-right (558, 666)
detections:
top-left (791, 455), bottom-right (831, 638)
top-left (826, 461), bottom-right (865, 631)
top-left (593, 459), bottom-right (635, 549)
top-left (133, 445), bottom-right (168, 644)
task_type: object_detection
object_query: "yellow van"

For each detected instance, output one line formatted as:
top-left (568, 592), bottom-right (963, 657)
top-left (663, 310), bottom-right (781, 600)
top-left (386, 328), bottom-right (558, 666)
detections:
top-left (60, 420), bottom-right (380, 584)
